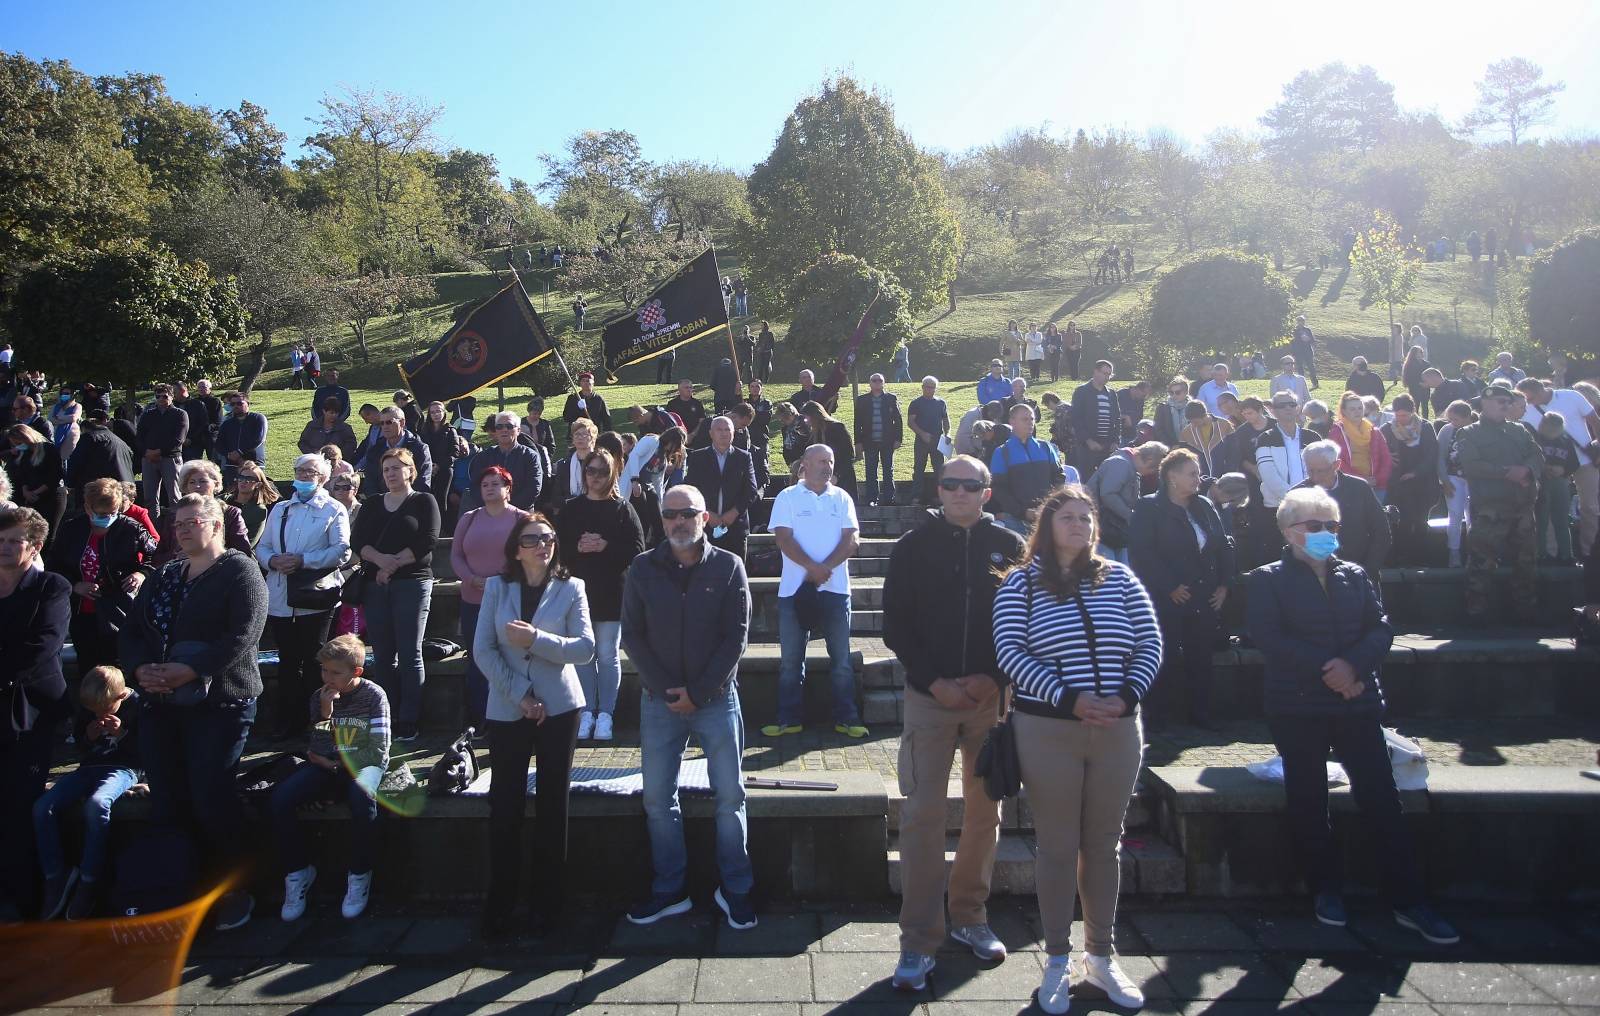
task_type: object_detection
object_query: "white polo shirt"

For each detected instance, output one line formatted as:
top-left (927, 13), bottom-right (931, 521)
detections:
top-left (1523, 389), bottom-right (1597, 467)
top-left (769, 481), bottom-right (859, 597)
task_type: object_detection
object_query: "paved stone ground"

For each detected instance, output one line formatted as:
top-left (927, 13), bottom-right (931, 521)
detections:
top-left (8, 899), bottom-right (1598, 1013)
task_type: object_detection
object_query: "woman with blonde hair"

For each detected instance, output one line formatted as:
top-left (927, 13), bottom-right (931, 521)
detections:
top-left (1329, 392), bottom-right (1392, 502)
top-left (993, 485), bottom-right (1162, 1014)
top-left (154, 458), bottom-right (251, 563)
top-left (228, 459), bottom-right (281, 545)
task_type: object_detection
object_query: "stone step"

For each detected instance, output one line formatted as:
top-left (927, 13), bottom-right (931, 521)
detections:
top-left (887, 830), bottom-right (1185, 896)
top-left (1145, 764), bottom-right (1600, 900)
top-left (885, 780), bottom-right (1154, 834)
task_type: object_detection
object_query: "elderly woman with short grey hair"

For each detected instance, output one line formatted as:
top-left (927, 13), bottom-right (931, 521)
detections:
top-left (256, 452), bottom-right (352, 740)
top-left (1246, 487), bottom-right (1457, 946)
top-left (154, 459), bottom-right (251, 564)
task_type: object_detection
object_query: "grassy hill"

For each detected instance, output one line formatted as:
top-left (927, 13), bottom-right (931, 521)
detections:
top-left (243, 241), bottom-right (1524, 483)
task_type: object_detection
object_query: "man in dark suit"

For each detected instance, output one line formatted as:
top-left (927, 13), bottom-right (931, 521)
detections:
top-left (684, 415), bottom-right (760, 559)
top-left (854, 373), bottom-right (904, 506)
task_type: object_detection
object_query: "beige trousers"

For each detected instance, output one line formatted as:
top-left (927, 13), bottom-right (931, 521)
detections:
top-left (1014, 710), bottom-right (1144, 957)
top-left (896, 686), bottom-right (1003, 955)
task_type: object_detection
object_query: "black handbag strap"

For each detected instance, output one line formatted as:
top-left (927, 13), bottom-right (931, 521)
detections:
top-left (1069, 586), bottom-right (1104, 697)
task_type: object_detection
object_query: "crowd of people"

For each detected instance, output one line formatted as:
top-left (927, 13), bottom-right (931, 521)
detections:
top-left (2, 329), bottom-right (1595, 1006)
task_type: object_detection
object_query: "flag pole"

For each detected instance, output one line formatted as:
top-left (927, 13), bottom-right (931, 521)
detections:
top-left (707, 244), bottom-right (742, 390)
top-left (507, 258), bottom-right (578, 392)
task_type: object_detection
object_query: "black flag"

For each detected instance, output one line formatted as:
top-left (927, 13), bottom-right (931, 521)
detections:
top-left (398, 280), bottom-right (555, 405)
top-left (601, 247), bottom-right (729, 381)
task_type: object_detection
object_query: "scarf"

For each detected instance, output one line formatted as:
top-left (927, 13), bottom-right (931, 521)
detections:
top-left (1343, 416), bottom-right (1375, 477)
top-left (1390, 416), bottom-right (1423, 447)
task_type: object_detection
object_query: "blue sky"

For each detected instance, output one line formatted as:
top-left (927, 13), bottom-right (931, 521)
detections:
top-left (9, 0), bottom-right (1600, 185)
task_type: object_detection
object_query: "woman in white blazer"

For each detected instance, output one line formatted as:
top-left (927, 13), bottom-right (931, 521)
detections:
top-left (473, 511), bottom-right (594, 940)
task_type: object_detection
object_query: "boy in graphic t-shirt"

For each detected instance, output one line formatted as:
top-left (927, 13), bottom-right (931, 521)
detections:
top-left (270, 634), bottom-right (391, 922)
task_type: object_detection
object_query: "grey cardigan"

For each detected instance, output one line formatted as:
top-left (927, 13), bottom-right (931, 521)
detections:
top-left (472, 574), bottom-right (593, 721)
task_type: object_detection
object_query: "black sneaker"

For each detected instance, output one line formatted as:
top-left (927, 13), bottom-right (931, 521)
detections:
top-left (394, 724), bottom-right (419, 743)
top-left (1314, 891), bottom-right (1347, 927)
top-left (65, 878), bottom-right (101, 921)
top-left (212, 890), bottom-right (254, 931)
top-left (42, 869), bottom-right (78, 920)
top-left (714, 887), bottom-right (757, 930)
top-left (1394, 904), bottom-right (1460, 945)
top-left (625, 891), bottom-right (692, 925)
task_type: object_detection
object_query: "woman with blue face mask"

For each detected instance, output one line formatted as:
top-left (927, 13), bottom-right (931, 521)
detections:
top-left (255, 453), bottom-right (352, 741)
top-left (1245, 487), bottom-right (1459, 947)
top-left (45, 477), bottom-right (157, 674)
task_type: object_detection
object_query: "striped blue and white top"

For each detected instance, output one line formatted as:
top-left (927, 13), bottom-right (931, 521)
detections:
top-left (994, 561), bottom-right (1163, 719)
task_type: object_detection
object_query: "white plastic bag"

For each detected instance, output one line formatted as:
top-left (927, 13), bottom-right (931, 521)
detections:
top-left (1383, 728), bottom-right (1430, 791)
top-left (1246, 756), bottom-right (1349, 786)
top-left (937, 434), bottom-right (953, 458)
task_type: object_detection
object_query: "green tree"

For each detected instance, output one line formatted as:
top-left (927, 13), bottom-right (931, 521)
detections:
top-left (559, 233), bottom-right (704, 309)
top-left (0, 54), bottom-right (151, 271)
top-left (336, 272), bottom-right (437, 363)
top-left (218, 100), bottom-right (290, 198)
top-left (784, 254), bottom-right (915, 375)
top-left (649, 161), bottom-right (749, 239)
top-left (1526, 227), bottom-right (1600, 361)
top-left (4, 239), bottom-right (247, 405)
top-left (94, 72), bottom-right (224, 200)
top-left (1464, 58), bottom-right (1564, 145)
top-left (540, 129), bottom-right (650, 239)
top-left (1148, 249), bottom-right (1295, 358)
top-left (1143, 131), bottom-right (1212, 250)
top-left (1065, 128), bottom-right (1139, 223)
top-left (743, 76), bottom-right (959, 315)
top-left (1260, 63), bottom-right (1398, 165)
top-left (1349, 210), bottom-right (1422, 334)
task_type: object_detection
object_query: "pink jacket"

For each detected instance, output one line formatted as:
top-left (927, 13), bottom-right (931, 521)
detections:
top-left (1329, 421), bottom-right (1393, 492)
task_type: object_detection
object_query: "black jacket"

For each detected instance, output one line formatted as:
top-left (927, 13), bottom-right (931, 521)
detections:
top-left (48, 514), bottom-right (158, 604)
top-left (1291, 473), bottom-right (1390, 576)
top-left (1344, 370), bottom-right (1387, 402)
top-left (0, 568), bottom-right (71, 740)
top-left (119, 550), bottom-right (269, 703)
top-left (684, 445), bottom-right (760, 527)
top-left (882, 510), bottom-right (1026, 693)
top-left (665, 396), bottom-right (706, 436)
top-left (1129, 492), bottom-right (1234, 610)
top-left (620, 539), bottom-right (750, 705)
top-left (853, 392), bottom-right (904, 449)
top-left (555, 495), bottom-right (645, 622)
top-left (562, 391), bottom-right (612, 435)
top-left (1247, 550), bottom-right (1391, 717)
top-left (1070, 382), bottom-right (1122, 447)
top-left (711, 361), bottom-right (740, 408)
top-left (66, 422), bottom-right (136, 490)
top-left (358, 431), bottom-right (435, 497)
top-left (135, 404), bottom-right (188, 457)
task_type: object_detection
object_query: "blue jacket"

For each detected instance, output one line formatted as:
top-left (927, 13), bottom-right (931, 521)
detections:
top-left (1246, 551), bottom-right (1391, 717)
top-left (976, 374), bottom-right (1012, 406)
top-left (217, 411), bottom-right (268, 467)
top-left (1129, 492), bottom-right (1234, 610)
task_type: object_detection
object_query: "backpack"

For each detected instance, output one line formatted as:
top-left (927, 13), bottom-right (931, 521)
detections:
top-left (109, 827), bottom-right (198, 917)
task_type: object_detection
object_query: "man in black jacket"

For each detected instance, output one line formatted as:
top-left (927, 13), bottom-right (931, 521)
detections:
top-left (882, 453), bottom-right (1025, 985)
top-left (684, 417), bottom-right (760, 559)
top-left (66, 411), bottom-right (136, 494)
top-left (561, 372), bottom-right (612, 444)
top-left (1070, 360), bottom-right (1121, 478)
top-left (664, 379), bottom-right (706, 437)
top-left (854, 373), bottom-right (903, 506)
top-left (1295, 439), bottom-right (1391, 581)
top-left (620, 485), bottom-right (755, 931)
top-left (135, 384), bottom-right (188, 518)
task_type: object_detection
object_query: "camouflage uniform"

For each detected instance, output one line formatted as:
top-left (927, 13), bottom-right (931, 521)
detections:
top-left (1453, 418), bottom-right (1544, 619)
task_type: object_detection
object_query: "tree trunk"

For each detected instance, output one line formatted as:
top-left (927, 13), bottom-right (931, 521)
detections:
top-left (348, 319), bottom-right (371, 363)
top-left (237, 326), bottom-right (275, 395)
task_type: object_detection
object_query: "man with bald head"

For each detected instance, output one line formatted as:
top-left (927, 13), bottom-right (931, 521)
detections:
top-left (622, 483), bottom-right (756, 931)
top-left (765, 443), bottom-right (864, 738)
top-left (684, 416), bottom-right (760, 558)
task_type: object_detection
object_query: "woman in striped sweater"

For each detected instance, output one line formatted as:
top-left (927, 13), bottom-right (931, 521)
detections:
top-left (993, 485), bottom-right (1162, 1015)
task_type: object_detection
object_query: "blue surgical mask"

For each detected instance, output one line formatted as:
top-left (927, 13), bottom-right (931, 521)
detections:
top-left (1303, 531), bottom-right (1340, 560)
top-left (292, 479), bottom-right (318, 499)
top-left (90, 512), bottom-right (118, 529)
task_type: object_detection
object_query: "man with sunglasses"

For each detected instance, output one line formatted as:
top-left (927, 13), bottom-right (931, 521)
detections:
top-left (1253, 392), bottom-right (1310, 564)
top-left (621, 485), bottom-right (755, 931)
top-left (459, 411), bottom-right (544, 512)
top-left (215, 391), bottom-right (266, 489)
top-left (357, 408), bottom-right (434, 498)
top-left (882, 454), bottom-right (1025, 989)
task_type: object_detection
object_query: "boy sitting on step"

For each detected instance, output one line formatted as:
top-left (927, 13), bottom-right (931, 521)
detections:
top-left (34, 665), bottom-right (146, 921)
top-left (270, 634), bottom-right (390, 922)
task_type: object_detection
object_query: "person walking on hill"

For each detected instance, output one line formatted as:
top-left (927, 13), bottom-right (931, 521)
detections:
top-left (993, 486), bottom-right (1162, 1014)
top-left (1291, 315), bottom-right (1320, 388)
top-left (883, 454), bottom-right (1026, 990)
top-left (764, 444), bottom-right (864, 739)
top-left (1062, 321), bottom-right (1084, 382)
top-left (1247, 487), bottom-right (1459, 946)
top-left (621, 485), bottom-right (755, 932)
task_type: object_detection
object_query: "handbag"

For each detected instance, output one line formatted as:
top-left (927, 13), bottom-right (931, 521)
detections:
top-left (341, 495), bottom-right (406, 606)
top-left (976, 572), bottom-right (1039, 802)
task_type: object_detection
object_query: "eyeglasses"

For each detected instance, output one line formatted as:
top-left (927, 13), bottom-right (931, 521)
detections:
top-left (1293, 519), bottom-right (1341, 533)
top-left (172, 519), bottom-right (209, 531)
top-left (660, 508), bottom-right (702, 520)
top-left (938, 478), bottom-right (987, 493)
top-left (584, 465), bottom-right (611, 476)
top-left (517, 533), bottom-right (557, 548)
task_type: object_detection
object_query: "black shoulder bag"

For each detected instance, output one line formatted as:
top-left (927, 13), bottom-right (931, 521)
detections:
top-left (976, 573), bottom-right (1031, 801)
top-left (340, 495), bottom-right (406, 607)
top-left (280, 501), bottom-right (341, 611)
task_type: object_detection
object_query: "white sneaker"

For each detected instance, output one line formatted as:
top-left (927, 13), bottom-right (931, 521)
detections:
top-left (577, 712), bottom-right (595, 739)
top-left (341, 871), bottom-right (372, 920)
top-left (594, 712), bottom-right (614, 741)
top-left (280, 865), bottom-right (316, 922)
top-left (1038, 954), bottom-right (1072, 1015)
top-left (1075, 952), bottom-right (1145, 1008)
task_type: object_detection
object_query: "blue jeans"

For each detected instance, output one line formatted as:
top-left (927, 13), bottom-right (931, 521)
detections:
top-left (141, 696), bottom-right (256, 880)
top-left (33, 766), bottom-right (139, 881)
top-left (460, 599), bottom-right (487, 727)
top-left (365, 577), bottom-right (433, 727)
top-left (640, 686), bottom-right (752, 896)
top-left (269, 763), bottom-right (378, 875)
top-left (864, 447), bottom-right (897, 505)
top-left (580, 620), bottom-right (622, 715)
top-left (777, 591), bottom-right (859, 726)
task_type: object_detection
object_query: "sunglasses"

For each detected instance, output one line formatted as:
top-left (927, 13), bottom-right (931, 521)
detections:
top-left (237, 476), bottom-right (262, 484)
top-left (660, 508), bottom-right (702, 520)
top-left (517, 533), bottom-right (557, 548)
top-left (938, 478), bottom-right (987, 493)
top-left (584, 465), bottom-right (612, 476)
top-left (1293, 520), bottom-right (1341, 533)
top-left (493, 423), bottom-right (517, 430)
top-left (330, 483), bottom-right (353, 492)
